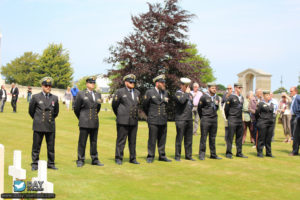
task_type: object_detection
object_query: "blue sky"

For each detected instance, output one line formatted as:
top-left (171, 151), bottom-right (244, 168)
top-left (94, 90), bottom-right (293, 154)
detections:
top-left (0, 0), bottom-right (299, 90)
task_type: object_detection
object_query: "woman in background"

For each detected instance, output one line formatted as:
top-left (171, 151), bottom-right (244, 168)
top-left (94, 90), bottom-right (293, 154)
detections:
top-left (278, 92), bottom-right (292, 143)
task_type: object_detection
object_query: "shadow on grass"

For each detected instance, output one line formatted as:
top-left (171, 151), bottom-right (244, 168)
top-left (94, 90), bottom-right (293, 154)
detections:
top-left (276, 149), bottom-right (291, 154)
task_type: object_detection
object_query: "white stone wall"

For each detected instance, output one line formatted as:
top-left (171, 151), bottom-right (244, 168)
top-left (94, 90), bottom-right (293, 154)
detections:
top-left (2, 84), bottom-right (111, 102)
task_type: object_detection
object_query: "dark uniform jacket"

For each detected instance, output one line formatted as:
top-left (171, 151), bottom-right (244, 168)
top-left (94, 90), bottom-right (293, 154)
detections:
top-left (0, 89), bottom-right (7, 101)
top-left (29, 92), bottom-right (59, 132)
top-left (224, 93), bottom-right (244, 122)
top-left (74, 89), bottom-right (102, 129)
top-left (198, 93), bottom-right (220, 119)
top-left (10, 87), bottom-right (19, 100)
top-left (174, 90), bottom-right (193, 121)
top-left (255, 101), bottom-right (274, 124)
top-left (112, 87), bottom-right (140, 126)
top-left (143, 88), bottom-right (168, 125)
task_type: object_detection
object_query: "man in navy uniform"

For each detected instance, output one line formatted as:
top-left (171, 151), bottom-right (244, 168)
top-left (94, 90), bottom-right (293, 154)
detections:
top-left (29, 77), bottom-right (59, 170)
top-left (224, 83), bottom-right (248, 159)
top-left (10, 83), bottom-right (19, 113)
top-left (174, 78), bottom-right (195, 161)
top-left (255, 90), bottom-right (275, 158)
top-left (198, 82), bottom-right (222, 160)
top-left (112, 74), bottom-right (140, 165)
top-left (143, 75), bottom-right (171, 163)
top-left (74, 76), bottom-right (104, 167)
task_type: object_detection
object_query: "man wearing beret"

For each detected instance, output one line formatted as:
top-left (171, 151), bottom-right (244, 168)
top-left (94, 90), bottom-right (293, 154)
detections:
top-left (112, 74), bottom-right (140, 165)
top-left (224, 83), bottom-right (248, 159)
top-left (29, 77), bottom-right (59, 170)
top-left (174, 78), bottom-right (195, 161)
top-left (74, 76), bottom-right (104, 167)
top-left (143, 75), bottom-right (171, 163)
top-left (198, 83), bottom-right (222, 160)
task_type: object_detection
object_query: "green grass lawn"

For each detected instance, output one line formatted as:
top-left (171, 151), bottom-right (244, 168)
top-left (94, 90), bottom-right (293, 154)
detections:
top-left (1, 99), bottom-right (300, 200)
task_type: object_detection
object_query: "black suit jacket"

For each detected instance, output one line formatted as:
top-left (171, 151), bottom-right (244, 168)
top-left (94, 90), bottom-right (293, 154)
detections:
top-left (29, 92), bottom-right (59, 132)
top-left (112, 87), bottom-right (140, 126)
top-left (198, 93), bottom-right (220, 119)
top-left (74, 89), bottom-right (102, 128)
top-left (224, 93), bottom-right (244, 123)
top-left (143, 88), bottom-right (168, 125)
top-left (174, 90), bottom-right (193, 121)
top-left (0, 89), bottom-right (7, 101)
top-left (10, 87), bottom-right (19, 100)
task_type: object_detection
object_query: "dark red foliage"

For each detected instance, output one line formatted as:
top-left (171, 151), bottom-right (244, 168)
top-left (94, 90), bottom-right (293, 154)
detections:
top-left (105, 0), bottom-right (206, 119)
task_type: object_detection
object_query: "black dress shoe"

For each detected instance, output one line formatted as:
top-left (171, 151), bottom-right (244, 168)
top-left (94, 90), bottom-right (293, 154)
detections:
top-left (210, 156), bottom-right (222, 160)
top-left (158, 157), bottom-right (172, 162)
top-left (175, 157), bottom-right (181, 161)
top-left (199, 156), bottom-right (205, 160)
top-left (186, 158), bottom-right (196, 161)
top-left (31, 165), bottom-right (38, 171)
top-left (257, 154), bottom-right (264, 158)
top-left (92, 161), bottom-right (104, 166)
top-left (48, 166), bottom-right (58, 170)
top-left (77, 162), bottom-right (84, 167)
top-left (236, 154), bottom-right (248, 158)
top-left (115, 159), bottom-right (122, 165)
top-left (130, 160), bottom-right (140, 164)
top-left (146, 158), bottom-right (153, 163)
top-left (226, 154), bottom-right (233, 159)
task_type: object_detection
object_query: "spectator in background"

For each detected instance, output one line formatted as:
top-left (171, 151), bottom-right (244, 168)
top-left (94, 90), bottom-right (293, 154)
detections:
top-left (64, 86), bottom-right (72, 111)
top-left (71, 85), bottom-right (79, 109)
top-left (270, 92), bottom-right (279, 141)
top-left (191, 82), bottom-right (202, 136)
top-left (278, 92), bottom-right (292, 143)
top-left (10, 83), bottom-right (19, 113)
top-left (249, 88), bottom-right (263, 148)
top-left (0, 85), bottom-right (7, 112)
top-left (242, 91), bottom-right (253, 144)
top-left (221, 85), bottom-right (233, 143)
top-left (255, 89), bottom-right (263, 103)
top-left (27, 86), bottom-right (32, 102)
top-left (249, 90), bottom-right (258, 146)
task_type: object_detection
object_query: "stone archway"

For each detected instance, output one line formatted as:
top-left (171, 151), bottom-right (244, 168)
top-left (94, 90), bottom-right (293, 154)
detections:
top-left (237, 68), bottom-right (272, 96)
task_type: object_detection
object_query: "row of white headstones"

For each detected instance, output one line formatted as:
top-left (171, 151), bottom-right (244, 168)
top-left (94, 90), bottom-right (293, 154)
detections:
top-left (0, 144), bottom-right (53, 200)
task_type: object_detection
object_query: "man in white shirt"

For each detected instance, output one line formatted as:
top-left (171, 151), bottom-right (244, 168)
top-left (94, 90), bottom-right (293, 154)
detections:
top-left (191, 82), bottom-right (202, 135)
top-left (270, 92), bottom-right (279, 141)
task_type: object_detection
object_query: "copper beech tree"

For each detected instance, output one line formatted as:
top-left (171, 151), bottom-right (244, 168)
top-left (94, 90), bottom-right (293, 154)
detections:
top-left (106, 0), bottom-right (209, 119)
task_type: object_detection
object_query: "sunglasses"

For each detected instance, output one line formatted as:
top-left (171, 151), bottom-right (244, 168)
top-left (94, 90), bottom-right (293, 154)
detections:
top-left (44, 85), bottom-right (52, 88)
top-left (129, 81), bottom-right (135, 84)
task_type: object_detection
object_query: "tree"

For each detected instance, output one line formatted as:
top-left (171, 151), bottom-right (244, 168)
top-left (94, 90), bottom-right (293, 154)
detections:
top-left (273, 87), bottom-right (288, 94)
top-left (106, 0), bottom-right (208, 119)
top-left (181, 43), bottom-right (215, 84)
top-left (1, 52), bottom-right (40, 85)
top-left (217, 84), bottom-right (226, 91)
top-left (38, 43), bottom-right (73, 89)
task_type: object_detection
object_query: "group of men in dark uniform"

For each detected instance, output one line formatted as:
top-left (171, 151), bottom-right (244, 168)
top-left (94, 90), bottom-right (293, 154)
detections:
top-left (28, 74), bottom-right (297, 170)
